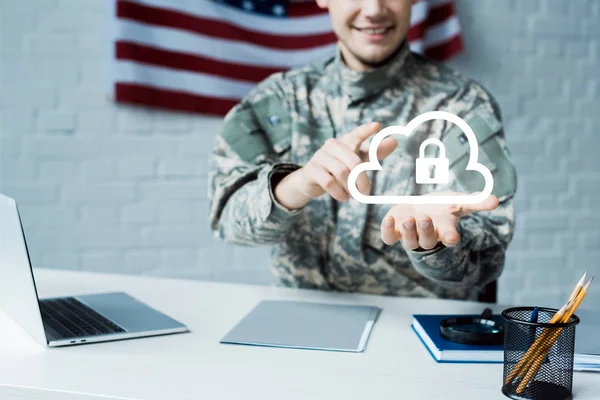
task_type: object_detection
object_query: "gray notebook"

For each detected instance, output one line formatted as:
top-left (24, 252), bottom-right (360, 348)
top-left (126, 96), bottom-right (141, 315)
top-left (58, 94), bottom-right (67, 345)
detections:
top-left (221, 300), bottom-right (381, 352)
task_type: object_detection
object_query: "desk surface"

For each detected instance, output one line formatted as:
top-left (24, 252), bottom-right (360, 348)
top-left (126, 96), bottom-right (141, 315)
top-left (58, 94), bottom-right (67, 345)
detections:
top-left (0, 268), bottom-right (597, 400)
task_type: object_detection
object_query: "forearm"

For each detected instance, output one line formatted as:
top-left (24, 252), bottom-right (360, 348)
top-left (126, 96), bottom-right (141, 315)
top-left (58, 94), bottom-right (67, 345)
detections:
top-left (210, 163), bottom-right (303, 246)
top-left (407, 199), bottom-right (515, 289)
top-left (273, 168), bottom-right (313, 210)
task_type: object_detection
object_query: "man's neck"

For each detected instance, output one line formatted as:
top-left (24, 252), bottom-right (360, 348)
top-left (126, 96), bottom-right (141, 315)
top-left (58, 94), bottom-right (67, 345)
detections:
top-left (339, 41), bottom-right (407, 72)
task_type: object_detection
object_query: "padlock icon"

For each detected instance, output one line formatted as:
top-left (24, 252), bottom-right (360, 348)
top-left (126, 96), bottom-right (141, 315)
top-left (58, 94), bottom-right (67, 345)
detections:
top-left (415, 138), bottom-right (449, 184)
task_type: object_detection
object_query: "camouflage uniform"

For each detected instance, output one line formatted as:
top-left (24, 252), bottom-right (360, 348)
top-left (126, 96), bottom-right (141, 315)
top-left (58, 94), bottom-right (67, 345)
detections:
top-left (208, 41), bottom-right (517, 300)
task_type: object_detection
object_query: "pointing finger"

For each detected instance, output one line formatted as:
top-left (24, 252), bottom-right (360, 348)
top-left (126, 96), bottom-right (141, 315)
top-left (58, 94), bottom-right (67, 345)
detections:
top-left (376, 136), bottom-right (398, 160)
top-left (343, 122), bottom-right (381, 153)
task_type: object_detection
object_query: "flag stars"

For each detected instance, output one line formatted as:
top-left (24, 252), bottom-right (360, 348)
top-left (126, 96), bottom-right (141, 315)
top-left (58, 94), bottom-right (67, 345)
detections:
top-left (272, 4), bottom-right (285, 16)
top-left (243, 0), bottom-right (254, 11)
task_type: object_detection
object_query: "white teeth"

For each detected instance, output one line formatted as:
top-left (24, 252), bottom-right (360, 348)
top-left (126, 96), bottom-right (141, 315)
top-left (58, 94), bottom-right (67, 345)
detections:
top-left (363, 28), bottom-right (387, 34)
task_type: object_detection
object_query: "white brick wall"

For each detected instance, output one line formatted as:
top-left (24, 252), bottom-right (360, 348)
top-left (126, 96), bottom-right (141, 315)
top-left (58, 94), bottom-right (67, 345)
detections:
top-left (1, 0), bottom-right (599, 307)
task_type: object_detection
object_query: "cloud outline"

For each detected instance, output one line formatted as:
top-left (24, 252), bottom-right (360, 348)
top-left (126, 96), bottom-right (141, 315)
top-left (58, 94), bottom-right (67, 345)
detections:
top-left (347, 111), bottom-right (494, 205)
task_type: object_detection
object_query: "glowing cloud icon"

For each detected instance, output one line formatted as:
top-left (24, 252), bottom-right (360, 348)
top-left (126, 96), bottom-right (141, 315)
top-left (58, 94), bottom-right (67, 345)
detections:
top-left (347, 111), bottom-right (494, 205)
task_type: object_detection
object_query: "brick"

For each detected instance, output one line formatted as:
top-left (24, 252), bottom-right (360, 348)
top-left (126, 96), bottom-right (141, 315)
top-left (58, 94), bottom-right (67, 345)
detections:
top-left (77, 110), bottom-right (117, 134)
top-left (24, 230), bottom-right (68, 252)
top-left (569, 251), bottom-right (600, 271)
top-left (542, 0), bottom-right (570, 16)
top-left (528, 234), bottom-right (556, 250)
top-left (512, 38), bottom-right (535, 55)
top-left (522, 213), bottom-right (569, 230)
top-left (141, 227), bottom-right (205, 247)
top-left (1, 86), bottom-right (56, 107)
top-left (80, 204), bottom-right (120, 224)
top-left (117, 109), bottom-right (156, 133)
top-left (0, 139), bottom-right (21, 159)
top-left (23, 137), bottom-right (99, 157)
top-left (571, 215), bottom-right (600, 229)
top-left (38, 11), bottom-right (105, 33)
top-left (158, 159), bottom-right (203, 178)
top-left (59, 88), bottom-right (112, 107)
top-left (523, 99), bottom-right (573, 117)
top-left (520, 177), bottom-right (568, 196)
top-left (578, 231), bottom-right (600, 249)
top-left (23, 33), bottom-right (78, 55)
top-left (81, 251), bottom-right (123, 271)
top-left (16, 204), bottom-right (79, 229)
top-left (532, 17), bottom-right (583, 36)
top-left (157, 202), bottom-right (195, 223)
top-left (155, 113), bottom-right (194, 132)
top-left (1, 184), bottom-right (59, 205)
top-left (38, 110), bottom-right (76, 133)
top-left (573, 99), bottom-right (600, 118)
top-left (537, 39), bottom-right (562, 57)
top-left (63, 184), bottom-right (137, 203)
top-left (119, 158), bottom-right (156, 179)
top-left (564, 40), bottom-right (591, 59)
top-left (80, 63), bottom-right (107, 85)
top-left (161, 248), bottom-right (198, 268)
top-left (583, 20), bottom-right (600, 37)
top-left (81, 160), bottom-right (119, 183)
top-left (58, 0), bottom-right (107, 10)
top-left (121, 203), bottom-right (156, 224)
top-left (139, 181), bottom-right (207, 200)
top-left (100, 138), bottom-right (181, 157)
top-left (211, 268), bottom-right (273, 286)
top-left (0, 108), bottom-right (34, 134)
top-left (0, 159), bottom-right (37, 182)
top-left (124, 250), bottom-right (161, 272)
top-left (39, 160), bottom-right (79, 182)
top-left (41, 253), bottom-right (81, 270)
top-left (2, 0), bottom-right (58, 13)
top-left (70, 229), bottom-right (140, 249)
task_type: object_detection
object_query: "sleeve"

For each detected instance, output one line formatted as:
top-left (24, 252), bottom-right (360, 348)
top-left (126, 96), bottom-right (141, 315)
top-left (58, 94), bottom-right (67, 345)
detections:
top-left (406, 93), bottom-right (517, 290)
top-left (207, 76), bottom-right (303, 246)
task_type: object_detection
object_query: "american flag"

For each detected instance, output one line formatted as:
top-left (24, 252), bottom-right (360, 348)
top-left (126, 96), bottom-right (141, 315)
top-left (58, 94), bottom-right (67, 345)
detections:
top-left (111, 0), bottom-right (464, 116)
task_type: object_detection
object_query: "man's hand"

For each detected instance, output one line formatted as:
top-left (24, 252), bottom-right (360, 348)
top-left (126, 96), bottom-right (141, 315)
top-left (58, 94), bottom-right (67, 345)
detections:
top-left (380, 191), bottom-right (499, 250)
top-left (274, 122), bottom-right (397, 209)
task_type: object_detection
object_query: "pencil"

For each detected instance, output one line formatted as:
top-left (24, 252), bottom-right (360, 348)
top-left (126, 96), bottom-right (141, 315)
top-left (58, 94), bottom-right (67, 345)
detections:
top-left (504, 272), bottom-right (587, 385)
top-left (515, 277), bottom-right (593, 393)
top-left (504, 272), bottom-right (591, 386)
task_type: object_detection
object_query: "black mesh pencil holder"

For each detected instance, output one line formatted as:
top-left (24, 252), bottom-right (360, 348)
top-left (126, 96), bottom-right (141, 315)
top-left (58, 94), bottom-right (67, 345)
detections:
top-left (501, 307), bottom-right (580, 400)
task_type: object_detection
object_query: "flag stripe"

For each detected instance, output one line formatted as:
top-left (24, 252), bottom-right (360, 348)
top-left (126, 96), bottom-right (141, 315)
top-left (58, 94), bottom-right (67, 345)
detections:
top-left (114, 20), bottom-right (338, 68)
top-left (424, 15), bottom-right (461, 46)
top-left (116, 41), bottom-right (283, 83)
top-left (115, 60), bottom-right (256, 98)
top-left (287, 1), bottom-right (328, 17)
top-left (116, 83), bottom-right (237, 116)
top-left (427, 3), bottom-right (457, 27)
top-left (424, 34), bottom-right (463, 61)
top-left (117, 0), bottom-right (336, 50)
top-left (117, 0), bottom-right (333, 35)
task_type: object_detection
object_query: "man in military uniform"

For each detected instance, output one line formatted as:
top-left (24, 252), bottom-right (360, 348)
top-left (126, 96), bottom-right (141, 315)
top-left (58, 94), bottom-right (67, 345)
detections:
top-left (208, 0), bottom-right (517, 300)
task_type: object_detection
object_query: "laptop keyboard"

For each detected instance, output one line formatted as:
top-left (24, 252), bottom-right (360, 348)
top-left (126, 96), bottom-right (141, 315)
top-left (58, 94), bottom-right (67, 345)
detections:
top-left (39, 297), bottom-right (126, 339)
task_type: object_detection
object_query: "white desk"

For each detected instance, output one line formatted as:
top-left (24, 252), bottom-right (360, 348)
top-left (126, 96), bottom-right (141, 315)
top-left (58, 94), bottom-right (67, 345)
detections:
top-left (0, 269), bottom-right (597, 400)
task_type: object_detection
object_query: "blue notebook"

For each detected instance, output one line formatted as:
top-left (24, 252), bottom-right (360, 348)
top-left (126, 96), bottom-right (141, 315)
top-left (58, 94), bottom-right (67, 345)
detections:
top-left (411, 314), bottom-right (504, 364)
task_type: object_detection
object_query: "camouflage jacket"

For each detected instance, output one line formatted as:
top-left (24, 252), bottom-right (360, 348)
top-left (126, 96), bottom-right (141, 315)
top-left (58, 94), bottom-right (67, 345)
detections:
top-left (208, 41), bottom-right (517, 300)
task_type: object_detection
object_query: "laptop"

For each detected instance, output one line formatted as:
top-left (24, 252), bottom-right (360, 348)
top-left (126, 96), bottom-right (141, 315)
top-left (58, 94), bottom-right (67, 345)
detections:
top-left (0, 193), bottom-right (189, 347)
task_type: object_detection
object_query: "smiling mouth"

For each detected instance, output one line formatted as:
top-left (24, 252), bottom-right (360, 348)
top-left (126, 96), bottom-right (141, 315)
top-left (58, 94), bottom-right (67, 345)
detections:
top-left (353, 27), bottom-right (394, 35)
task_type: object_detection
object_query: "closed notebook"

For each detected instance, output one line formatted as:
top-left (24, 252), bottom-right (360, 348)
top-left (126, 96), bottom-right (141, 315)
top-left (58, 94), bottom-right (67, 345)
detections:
top-left (412, 313), bottom-right (504, 364)
top-left (221, 300), bottom-right (381, 353)
top-left (413, 311), bottom-right (600, 370)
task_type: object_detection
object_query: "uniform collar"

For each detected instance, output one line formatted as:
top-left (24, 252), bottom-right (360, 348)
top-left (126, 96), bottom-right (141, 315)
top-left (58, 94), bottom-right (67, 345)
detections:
top-left (335, 40), bottom-right (411, 102)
